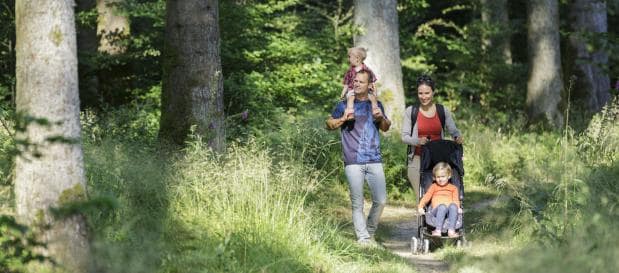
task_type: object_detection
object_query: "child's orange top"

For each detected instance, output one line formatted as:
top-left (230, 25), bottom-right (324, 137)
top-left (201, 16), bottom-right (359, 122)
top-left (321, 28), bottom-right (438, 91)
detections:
top-left (417, 183), bottom-right (460, 210)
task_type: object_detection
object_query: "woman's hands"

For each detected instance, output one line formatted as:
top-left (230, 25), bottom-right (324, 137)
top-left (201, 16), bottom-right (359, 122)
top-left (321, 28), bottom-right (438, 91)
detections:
top-left (417, 207), bottom-right (425, 215)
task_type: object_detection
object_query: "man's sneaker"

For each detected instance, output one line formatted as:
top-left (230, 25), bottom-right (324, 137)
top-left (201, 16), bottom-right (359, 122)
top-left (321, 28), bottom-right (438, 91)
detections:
top-left (357, 238), bottom-right (380, 248)
top-left (431, 230), bottom-right (442, 237)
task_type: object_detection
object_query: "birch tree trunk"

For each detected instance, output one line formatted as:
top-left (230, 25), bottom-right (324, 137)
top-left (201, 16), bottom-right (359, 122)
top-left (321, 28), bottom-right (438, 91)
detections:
top-left (568, 0), bottom-right (610, 112)
top-left (159, 0), bottom-right (225, 151)
top-left (353, 0), bottom-right (405, 130)
top-left (96, 0), bottom-right (129, 54)
top-left (526, 0), bottom-right (563, 127)
top-left (15, 1), bottom-right (91, 272)
top-left (481, 0), bottom-right (512, 64)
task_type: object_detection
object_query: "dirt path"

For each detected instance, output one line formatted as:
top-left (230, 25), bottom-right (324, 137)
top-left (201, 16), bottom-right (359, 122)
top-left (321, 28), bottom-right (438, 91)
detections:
top-left (379, 205), bottom-right (450, 273)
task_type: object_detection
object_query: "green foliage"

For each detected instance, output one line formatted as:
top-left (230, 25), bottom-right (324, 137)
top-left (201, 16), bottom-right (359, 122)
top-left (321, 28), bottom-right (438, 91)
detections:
top-left (0, 0), bottom-right (15, 109)
top-left (0, 216), bottom-right (53, 273)
top-left (221, 0), bottom-right (353, 131)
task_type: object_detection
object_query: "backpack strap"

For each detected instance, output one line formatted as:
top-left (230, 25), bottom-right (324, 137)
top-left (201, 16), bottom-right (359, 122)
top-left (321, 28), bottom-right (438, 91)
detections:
top-left (436, 104), bottom-right (446, 131)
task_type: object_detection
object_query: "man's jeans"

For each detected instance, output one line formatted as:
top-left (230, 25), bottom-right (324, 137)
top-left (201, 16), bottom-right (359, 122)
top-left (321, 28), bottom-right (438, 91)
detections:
top-left (430, 203), bottom-right (458, 231)
top-left (344, 163), bottom-right (387, 240)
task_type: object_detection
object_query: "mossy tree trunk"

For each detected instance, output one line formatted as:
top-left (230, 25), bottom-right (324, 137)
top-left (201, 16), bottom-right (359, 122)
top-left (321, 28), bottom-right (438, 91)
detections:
top-left (481, 0), bottom-right (512, 64)
top-left (353, 0), bottom-right (405, 131)
top-left (526, 0), bottom-right (563, 128)
top-left (15, 1), bottom-right (91, 272)
top-left (160, 0), bottom-right (225, 151)
top-left (567, 0), bottom-right (610, 112)
top-left (96, 0), bottom-right (129, 54)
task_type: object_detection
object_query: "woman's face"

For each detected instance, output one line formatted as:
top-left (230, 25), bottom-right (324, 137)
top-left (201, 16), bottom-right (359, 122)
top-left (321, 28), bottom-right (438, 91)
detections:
top-left (417, 84), bottom-right (433, 106)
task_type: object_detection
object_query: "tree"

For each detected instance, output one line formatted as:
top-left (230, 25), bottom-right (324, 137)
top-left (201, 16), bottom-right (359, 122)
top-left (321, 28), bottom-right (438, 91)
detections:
top-left (77, 0), bottom-right (100, 108)
top-left (481, 0), bottom-right (512, 64)
top-left (353, 0), bottom-right (405, 130)
top-left (96, 0), bottom-right (129, 54)
top-left (567, 0), bottom-right (610, 112)
top-left (526, 0), bottom-right (563, 127)
top-left (160, 0), bottom-right (225, 151)
top-left (14, 0), bottom-right (91, 272)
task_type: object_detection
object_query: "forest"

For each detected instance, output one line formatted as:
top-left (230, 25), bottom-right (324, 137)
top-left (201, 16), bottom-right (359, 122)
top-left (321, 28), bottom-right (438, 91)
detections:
top-left (1, 0), bottom-right (618, 272)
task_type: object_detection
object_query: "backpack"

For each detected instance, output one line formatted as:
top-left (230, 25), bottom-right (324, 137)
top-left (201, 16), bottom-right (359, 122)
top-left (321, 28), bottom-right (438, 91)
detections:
top-left (406, 104), bottom-right (446, 157)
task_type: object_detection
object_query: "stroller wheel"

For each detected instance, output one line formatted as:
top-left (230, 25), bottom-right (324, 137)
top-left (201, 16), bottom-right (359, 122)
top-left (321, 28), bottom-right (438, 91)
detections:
top-left (411, 236), bottom-right (419, 255)
top-left (422, 238), bottom-right (430, 254)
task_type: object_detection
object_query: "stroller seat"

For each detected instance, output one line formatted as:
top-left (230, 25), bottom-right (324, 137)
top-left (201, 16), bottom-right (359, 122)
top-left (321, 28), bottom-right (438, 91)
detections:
top-left (411, 139), bottom-right (467, 254)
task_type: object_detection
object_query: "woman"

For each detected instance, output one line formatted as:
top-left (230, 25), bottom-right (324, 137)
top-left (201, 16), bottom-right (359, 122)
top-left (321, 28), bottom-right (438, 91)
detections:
top-left (401, 75), bottom-right (464, 205)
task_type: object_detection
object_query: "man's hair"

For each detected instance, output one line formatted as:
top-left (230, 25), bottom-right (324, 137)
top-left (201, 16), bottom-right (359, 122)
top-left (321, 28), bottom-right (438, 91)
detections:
top-left (348, 47), bottom-right (368, 60)
top-left (432, 162), bottom-right (452, 177)
top-left (356, 69), bottom-right (374, 83)
top-left (416, 74), bottom-right (435, 91)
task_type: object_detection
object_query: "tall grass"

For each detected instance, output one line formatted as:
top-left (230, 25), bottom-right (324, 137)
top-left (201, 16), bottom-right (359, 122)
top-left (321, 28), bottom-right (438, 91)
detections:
top-left (449, 97), bottom-right (619, 272)
top-left (80, 107), bottom-right (415, 273)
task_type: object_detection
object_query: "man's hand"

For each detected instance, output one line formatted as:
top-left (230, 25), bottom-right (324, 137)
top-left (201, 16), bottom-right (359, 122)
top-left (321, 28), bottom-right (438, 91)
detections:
top-left (372, 107), bottom-right (383, 120)
top-left (455, 136), bottom-right (464, 144)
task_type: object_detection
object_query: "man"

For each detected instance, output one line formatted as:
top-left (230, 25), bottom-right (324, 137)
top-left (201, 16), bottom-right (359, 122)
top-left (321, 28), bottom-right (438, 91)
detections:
top-left (326, 70), bottom-right (391, 244)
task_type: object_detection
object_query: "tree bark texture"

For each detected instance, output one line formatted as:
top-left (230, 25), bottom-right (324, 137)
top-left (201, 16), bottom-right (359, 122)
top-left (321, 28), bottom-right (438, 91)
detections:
top-left (567, 0), bottom-right (610, 112)
top-left (15, 0), bottom-right (91, 272)
top-left (96, 0), bottom-right (129, 54)
top-left (481, 0), bottom-right (512, 64)
top-left (160, 0), bottom-right (225, 151)
top-left (526, 0), bottom-right (564, 127)
top-left (353, 0), bottom-right (405, 131)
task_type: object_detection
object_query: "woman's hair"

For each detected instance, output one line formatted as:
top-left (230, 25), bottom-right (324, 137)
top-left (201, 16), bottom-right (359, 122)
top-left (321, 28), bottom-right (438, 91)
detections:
top-left (416, 74), bottom-right (435, 91)
top-left (432, 162), bottom-right (452, 177)
top-left (348, 47), bottom-right (368, 61)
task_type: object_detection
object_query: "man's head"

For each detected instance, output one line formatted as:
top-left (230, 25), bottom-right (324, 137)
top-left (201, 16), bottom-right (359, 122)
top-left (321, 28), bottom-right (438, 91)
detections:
top-left (353, 70), bottom-right (371, 97)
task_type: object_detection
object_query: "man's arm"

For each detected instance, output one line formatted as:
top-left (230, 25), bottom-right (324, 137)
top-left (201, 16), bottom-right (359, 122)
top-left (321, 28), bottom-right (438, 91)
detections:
top-left (372, 107), bottom-right (391, 132)
top-left (326, 115), bottom-right (347, 130)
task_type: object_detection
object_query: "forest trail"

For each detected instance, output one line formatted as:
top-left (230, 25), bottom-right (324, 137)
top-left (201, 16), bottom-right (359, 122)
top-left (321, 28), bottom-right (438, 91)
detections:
top-left (379, 205), bottom-right (450, 273)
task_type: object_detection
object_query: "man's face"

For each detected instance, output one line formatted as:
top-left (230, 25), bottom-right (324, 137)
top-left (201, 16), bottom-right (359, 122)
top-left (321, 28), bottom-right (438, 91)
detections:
top-left (353, 73), bottom-right (370, 95)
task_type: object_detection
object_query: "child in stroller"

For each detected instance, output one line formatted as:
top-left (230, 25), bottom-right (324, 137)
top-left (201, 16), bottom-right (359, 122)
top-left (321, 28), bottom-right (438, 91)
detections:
top-left (411, 139), bottom-right (465, 254)
top-left (417, 162), bottom-right (462, 238)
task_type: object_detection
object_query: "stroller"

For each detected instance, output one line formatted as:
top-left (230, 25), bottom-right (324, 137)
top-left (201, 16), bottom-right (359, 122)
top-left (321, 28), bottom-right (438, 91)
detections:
top-left (410, 139), bottom-right (466, 254)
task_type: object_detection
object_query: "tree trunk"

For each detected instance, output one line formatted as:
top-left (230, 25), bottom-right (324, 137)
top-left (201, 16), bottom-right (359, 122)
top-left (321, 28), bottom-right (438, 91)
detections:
top-left (353, 0), bottom-right (405, 131)
top-left (160, 0), bottom-right (225, 151)
top-left (567, 0), bottom-right (610, 112)
top-left (481, 0), bottom-right (512, 64)
top-left (526, 0), bottom-right (563, 128)
top-left (77, 0), bottom-right (101, 108)
top-left (15, 1), bottom-right (91, 272)
top-left (96, 0), bottom-right (129, 54)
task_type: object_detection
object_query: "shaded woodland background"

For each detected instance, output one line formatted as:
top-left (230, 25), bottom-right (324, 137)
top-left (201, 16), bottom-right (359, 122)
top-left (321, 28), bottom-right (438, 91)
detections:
top-left (1, 1), bottom-right (618, 273)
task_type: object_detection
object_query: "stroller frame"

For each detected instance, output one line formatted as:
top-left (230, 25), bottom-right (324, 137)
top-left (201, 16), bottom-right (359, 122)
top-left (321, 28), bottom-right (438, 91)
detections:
top-left (409, 139), bottom-right (467, 254)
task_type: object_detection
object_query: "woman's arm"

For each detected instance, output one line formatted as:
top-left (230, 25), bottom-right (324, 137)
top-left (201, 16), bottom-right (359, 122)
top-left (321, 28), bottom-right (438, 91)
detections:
top-left (444, 108), bottom-right (461, 140)
top-left (401, 106), bottom-right (421, 146)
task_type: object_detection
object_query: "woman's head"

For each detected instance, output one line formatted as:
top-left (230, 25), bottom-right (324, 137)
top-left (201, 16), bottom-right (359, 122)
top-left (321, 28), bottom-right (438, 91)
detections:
top-left (416, 74), bottom-right (435, 107)
top-left (432, 162), bottom-right (452, 186)
top-left (348, 47), bottom-right (367, 66)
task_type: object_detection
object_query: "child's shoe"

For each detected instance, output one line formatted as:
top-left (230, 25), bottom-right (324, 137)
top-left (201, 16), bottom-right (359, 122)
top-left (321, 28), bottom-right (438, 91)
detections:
top-left (447, 229), bottom-right (458, 238)
top-left (431, 230), bottom-right (441, 237)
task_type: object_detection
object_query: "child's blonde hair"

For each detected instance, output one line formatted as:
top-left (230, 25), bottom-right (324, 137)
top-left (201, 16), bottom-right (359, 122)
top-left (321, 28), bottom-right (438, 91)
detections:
top-left (348, 47), bottom-right (368, 61)
top-left (432, 162), bottom-right (452, 177)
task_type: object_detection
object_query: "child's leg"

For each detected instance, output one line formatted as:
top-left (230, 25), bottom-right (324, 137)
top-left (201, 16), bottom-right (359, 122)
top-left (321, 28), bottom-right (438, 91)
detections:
top-left (446, 203), bottom-right (458, 231)
top-left (432, 204), bottom-right (448, 233)
top-left (346, 90), bottom-right (355, 119)
top-left (369, 89), bottom-right (379, 110)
